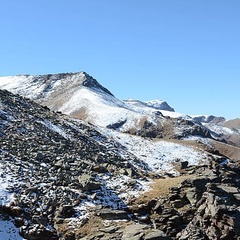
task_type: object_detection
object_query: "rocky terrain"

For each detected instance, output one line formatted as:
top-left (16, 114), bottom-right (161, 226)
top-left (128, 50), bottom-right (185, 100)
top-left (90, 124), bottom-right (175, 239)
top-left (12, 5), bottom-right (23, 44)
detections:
top-left (0, 89), bottom-right (149, 239)
top-left (0, 72), bottom-right (240, 239)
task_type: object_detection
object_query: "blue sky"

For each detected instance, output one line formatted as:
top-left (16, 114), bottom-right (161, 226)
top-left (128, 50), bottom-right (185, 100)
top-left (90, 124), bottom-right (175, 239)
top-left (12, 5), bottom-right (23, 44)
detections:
top-left (0, 0), bottom-right (239, 119)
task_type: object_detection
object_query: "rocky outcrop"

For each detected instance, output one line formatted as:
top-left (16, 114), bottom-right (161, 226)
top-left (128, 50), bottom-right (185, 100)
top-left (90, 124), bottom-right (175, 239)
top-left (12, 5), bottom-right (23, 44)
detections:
top-left (193, 115), bottom-right (226, 124)
top-left (128, 159), bottom-right (240, 240)
top-left (127, 117), bottom-right (212, 140)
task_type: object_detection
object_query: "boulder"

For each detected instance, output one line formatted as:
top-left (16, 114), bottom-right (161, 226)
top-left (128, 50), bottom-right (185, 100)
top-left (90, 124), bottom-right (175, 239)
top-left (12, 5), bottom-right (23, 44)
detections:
top-left (78, 173), bottom-right (102, 191)
top-left (144, 229), bottom-right (170, 240)
top-left (97, 209), bottom-right (130, 220)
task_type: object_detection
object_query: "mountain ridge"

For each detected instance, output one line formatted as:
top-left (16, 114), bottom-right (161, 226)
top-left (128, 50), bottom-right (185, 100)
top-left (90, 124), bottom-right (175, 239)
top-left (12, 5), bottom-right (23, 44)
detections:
top-left (1, 71), bottom-right (239, 148)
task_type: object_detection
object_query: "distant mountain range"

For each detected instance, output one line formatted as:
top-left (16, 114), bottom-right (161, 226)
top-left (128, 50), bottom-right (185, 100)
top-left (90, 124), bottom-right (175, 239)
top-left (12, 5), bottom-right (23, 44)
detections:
top-left (0, 71), bottom-right (240, 239)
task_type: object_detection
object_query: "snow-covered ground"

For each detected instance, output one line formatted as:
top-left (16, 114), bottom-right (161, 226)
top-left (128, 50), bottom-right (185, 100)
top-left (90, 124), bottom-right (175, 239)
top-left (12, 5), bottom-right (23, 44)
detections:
top-left (0, 73), bottom-right (88, 100)
top-left (0, 220), bottom-right (24, 240)
top-left (0, 162), bottom-right (25, 240)
top-left (102, 129), bottom-right (209, 175)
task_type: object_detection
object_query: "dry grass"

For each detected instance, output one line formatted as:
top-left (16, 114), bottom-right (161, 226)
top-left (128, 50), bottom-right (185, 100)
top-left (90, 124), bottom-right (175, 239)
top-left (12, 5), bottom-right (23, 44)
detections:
top-left (224, 118), bottom-right (240, 129)
top-left (159, 120), bottom-right (175, 138)
top-left (139, 116), bottom-right (148, 129)
top-left (210, 140), bottom-right (240, 162)
top-left (134, 175), bottom-right (194, 205)
top-left (75, 215), bottom-right (104, 238)
top-left (55, 214), bottom-right (104, 239)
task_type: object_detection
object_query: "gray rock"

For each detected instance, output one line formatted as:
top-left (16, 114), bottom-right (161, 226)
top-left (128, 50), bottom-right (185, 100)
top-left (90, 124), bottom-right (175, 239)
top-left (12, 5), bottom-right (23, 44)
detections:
top-left (186, 188), bottom-right (199, 206)
top-left (78, 173), bottom-right (102, 191)
top-left (121, 224), bottom-right (148, 240)
top-left (36, 152), bottom-right (44, 161)
top-left (99, 225), bottom-right (119, 234)
top-left (97, 209), bottom-right (130, 220)
top-left (144, 229), bottom-right (170, 240)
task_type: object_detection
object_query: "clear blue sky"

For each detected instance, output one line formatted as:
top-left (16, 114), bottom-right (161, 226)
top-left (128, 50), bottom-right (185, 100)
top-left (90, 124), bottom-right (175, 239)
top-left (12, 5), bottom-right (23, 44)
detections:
top-left (0, 0), bottom-right (239, 119)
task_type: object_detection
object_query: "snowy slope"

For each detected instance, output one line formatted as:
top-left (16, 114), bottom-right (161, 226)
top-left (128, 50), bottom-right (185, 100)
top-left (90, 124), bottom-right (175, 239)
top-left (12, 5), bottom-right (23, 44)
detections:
top-left (0, 72), bottom-right (107, 100)
top-left (0, 162), bottom-right (25, 240)
top-left (0, 72), bottom-right (208, 125)
top-left (0, 73), bottom-right (174, 131)
top-left (103, 128), bottom-right (209, 176)
top-left (124, 99), bottom-right (174, 112)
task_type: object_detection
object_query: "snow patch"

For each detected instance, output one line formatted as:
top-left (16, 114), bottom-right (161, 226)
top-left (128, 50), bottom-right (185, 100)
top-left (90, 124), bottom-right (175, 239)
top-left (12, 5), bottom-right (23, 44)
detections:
top-left (103, 129), bottom-right (209, 175)
top-left (0, 159), bottom-right (25, 240)
top-left (0, 220), bottom-right (25, 240)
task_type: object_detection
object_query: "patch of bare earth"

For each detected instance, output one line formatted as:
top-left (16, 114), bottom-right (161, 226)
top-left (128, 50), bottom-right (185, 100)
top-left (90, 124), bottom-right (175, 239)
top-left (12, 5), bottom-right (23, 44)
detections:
top-left (75, 215), bottom-right (104, 238)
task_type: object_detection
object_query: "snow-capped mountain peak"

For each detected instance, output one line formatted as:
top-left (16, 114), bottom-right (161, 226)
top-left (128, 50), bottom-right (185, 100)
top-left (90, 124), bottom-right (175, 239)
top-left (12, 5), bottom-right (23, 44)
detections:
top-left (0, 72), bottom-right (113, 100)
top-left (0, 72), bottom-right (176, 131)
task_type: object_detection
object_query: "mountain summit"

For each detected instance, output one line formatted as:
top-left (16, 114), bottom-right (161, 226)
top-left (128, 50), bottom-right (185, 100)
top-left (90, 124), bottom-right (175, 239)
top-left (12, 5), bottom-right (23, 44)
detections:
top-left (0, 71), bottom-right (113, 99)
top-left (0, 72), bottom-right (175, 131)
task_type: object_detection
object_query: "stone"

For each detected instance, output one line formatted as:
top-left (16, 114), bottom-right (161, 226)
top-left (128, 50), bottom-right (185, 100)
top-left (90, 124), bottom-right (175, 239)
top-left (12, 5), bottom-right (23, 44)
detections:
top-left (144, 229), bottom-right (170, 240)
top-left (20, 224), bottom-right (58, 240)
top-left (217, 185), bottom-right (239, 194)
top-left (121, 224), bottom-right (148, 240)
top-left (0, 111), bottom-right (8, 120)
top-left (233, 194), bottom-right (240, 201)
top-left (171, 199), bottom-right (186, 209)
top-left (57, 205), bottom-right (75, 218)
top-left (78, 173), bottom-right (102, 191)
top-left (36, 152), bottom-right (44, 161)
top-left (97, 209), bottom-right (130, 220)
top-left (99, 226), bottom-right (119, 234)
top-left (186, 188), bottom-right (199, 206)
top-left (180, 161), bottom-right (188, 169)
